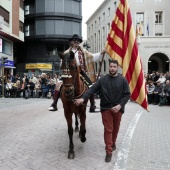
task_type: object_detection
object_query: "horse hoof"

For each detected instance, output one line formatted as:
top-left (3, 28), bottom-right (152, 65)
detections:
top-left (68, 151), bottom-right (75, 159)
top-left (81, 137), bottom-right (86, 143)
top-left (75, 127), bottom-right (79, 132)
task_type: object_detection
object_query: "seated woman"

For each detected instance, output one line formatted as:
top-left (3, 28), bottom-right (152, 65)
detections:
top-left (5, 80), bottom-right (13, 97)
top-left (146, 79), bottom-right (155, 104)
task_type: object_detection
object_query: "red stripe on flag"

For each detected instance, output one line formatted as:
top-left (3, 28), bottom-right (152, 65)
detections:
top-left (111, 22), bottom-right (124, 39)
top-left (122, 9), bottom-right (132, 59)
top-left (115, 7), bottom-right (124, 23)
top-left (125, 39), bottom-right (138, 83)
top-left (120, 0), bottom-right (125, 6)
top-left (107, 35), bottom-right (123, 58)
top-left (130, 69), bottom-right (144, 100)
top-left (141, 98), bottom-right (148, 111)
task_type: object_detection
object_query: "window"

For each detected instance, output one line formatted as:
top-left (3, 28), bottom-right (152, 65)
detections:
top-left (136, 0), bottom-right (144, 3)
top-left (25, 5), bottom-right (29, 15)
top-left (155, 0), bottom-right (162, 2)
top-left (2, 39), bottom-right (11, 55)
top-left (0, 6), bottom-right (9, 26)
top-left (92, 24), bottom-right (93, 31)
top-left (155, 33), bottom-right (162, 36)
top-left (136, 13), bottom-right (144, 24)
top-left (103, 12), bottom-right (105, 21)
top-left (19, 21), bottom-right (24, 32)
top-left (107, 22), bottom-right (111, 36)
top-left (108, 7), bottom-right (110, 16)
top-left (95, 21), bottom-right (96, 28)
top-left (20, 0), bottom-right (24, 9)
top-left (46, 45), bottom-right (57, 55)
top-left (99, 17), bottom-right (100, 24)
top-left (25, 25), bottom-right (29, 36)
top-left (155, 12), bottom-right (163, 23)
top-left (136, 13), bottom-right (144, 36)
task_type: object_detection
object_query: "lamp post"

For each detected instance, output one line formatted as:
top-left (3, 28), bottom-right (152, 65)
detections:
top-left (1, 57), bottom-right (8, 97)
top-left (83, 41), bottom-right (90, 51)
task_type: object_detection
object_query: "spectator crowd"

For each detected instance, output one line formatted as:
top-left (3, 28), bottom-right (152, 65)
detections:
top-left (1, 71), bottom-right (170, 107)
top-left (0, 73), bottom-right (61, 99)
top-left (146, 71), bottom-right (170, 106)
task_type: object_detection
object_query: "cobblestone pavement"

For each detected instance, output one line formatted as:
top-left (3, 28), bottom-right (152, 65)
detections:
top-left (0, 98), bottom-right (169, 170)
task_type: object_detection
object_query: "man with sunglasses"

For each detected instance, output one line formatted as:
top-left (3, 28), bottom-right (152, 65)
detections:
top-left (48, 34), bottom-right (105, 112)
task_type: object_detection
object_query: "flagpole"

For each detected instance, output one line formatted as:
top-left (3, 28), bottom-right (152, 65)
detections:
top-left (96, 53), bottom-right (105, 80)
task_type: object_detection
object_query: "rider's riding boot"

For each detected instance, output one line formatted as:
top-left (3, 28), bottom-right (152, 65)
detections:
top-left (48, 90), bottom-right (60, 111)
top-left (89, 95), bottom-right (96, 112)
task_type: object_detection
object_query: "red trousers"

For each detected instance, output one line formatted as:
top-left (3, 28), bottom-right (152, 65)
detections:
top-left (101, 110), bottom-right (122, 154)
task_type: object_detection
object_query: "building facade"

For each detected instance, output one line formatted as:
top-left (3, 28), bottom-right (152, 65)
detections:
top-left (86, 0), bottom-right (170, 75)
top-left (0, 0), bottom-right (24, 78)
top-left (16, 0), bottom-right (82, 77)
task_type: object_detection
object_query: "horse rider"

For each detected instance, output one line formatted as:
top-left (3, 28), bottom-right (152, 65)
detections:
top-left (48, 34), bottom-right (106, 112)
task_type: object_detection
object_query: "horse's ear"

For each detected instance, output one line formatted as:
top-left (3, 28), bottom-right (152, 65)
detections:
top-left (58, 51), bottom-right (64, 59)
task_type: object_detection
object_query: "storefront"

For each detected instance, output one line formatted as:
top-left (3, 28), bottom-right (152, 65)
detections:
top-left (25, 63), bottom-right (52, 78)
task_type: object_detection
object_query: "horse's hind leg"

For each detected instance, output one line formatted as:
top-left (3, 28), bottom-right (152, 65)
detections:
top-left (74, 114), bottom-right (79, 132)
top-left (79, 113), bottom-right (86, 143)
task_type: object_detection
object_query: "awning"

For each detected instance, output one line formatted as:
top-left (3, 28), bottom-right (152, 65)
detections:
top-left (39, 69), bottom-right (52, 72)
top-left (4, 66), bottom-right (16, 69)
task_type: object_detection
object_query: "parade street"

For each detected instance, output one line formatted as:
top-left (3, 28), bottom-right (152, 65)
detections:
top-left (0, 98), bottom-right (170, 170)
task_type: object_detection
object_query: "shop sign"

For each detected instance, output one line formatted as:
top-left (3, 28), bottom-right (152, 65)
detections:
top-left (37, 63), bottom-right (52, 69)
top-left (26, 64), bottom-right (37, 69)
top-left (25, 63), bottom-right (52, 69)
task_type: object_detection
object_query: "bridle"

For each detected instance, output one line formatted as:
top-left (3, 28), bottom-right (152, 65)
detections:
top-left (61, 51), bottom-right (86, 101)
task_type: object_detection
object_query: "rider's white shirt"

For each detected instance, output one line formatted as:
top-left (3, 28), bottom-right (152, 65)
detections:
top-left (71, 48), bottom-right (101, 66)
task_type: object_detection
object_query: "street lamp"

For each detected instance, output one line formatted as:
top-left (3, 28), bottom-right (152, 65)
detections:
top-left (83, 42), bottom-right (90, 51)
top-left (1, 57), bottom-right (8, 97)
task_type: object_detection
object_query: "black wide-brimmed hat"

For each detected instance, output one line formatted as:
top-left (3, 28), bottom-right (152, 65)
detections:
top-left (69, 34), bottom-right (82, 43)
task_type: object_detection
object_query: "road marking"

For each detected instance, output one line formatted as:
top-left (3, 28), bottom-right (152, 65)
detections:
top-left (114, 110), bottom-right (143, 170)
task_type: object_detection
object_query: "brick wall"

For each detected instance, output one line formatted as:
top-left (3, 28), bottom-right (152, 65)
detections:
top-left (12, 0), bottom-right (19, 36)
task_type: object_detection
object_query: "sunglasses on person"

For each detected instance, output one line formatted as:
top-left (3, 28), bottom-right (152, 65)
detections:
top-left (72, 39), bottom-right (80, 42)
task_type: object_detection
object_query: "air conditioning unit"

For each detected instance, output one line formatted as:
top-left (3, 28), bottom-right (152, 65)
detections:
top-left (0, 16), bottom-right (4, 29)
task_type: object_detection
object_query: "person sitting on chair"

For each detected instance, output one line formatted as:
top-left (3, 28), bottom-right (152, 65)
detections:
top-left (48, 34), bottom-right (106, 112)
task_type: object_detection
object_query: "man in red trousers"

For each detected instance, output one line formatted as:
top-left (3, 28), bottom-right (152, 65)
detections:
top-left (74, 59), bottom-right (130, 162)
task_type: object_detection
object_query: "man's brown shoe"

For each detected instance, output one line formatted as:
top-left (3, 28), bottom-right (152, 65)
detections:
top-left (105, 154), bottom-right (112, 162)
top-left (112, 143), bottom-right (116, 151)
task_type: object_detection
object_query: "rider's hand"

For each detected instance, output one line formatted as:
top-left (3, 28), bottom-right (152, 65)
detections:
top-left (74, 98), bottom-right (84, 106)
top-left (100, 48), bottom-right (106, 55)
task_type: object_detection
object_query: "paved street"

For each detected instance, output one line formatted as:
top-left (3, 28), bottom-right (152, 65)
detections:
top-left (0, 98), bottom-right (170, 170)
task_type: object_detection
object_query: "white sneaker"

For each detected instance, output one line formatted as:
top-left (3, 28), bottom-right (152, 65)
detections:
top-left (48, 106), bottom-right (57, 111)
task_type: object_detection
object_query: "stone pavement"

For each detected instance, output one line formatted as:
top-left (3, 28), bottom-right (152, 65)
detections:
top-left (0, 98), bottom-right (169, 170)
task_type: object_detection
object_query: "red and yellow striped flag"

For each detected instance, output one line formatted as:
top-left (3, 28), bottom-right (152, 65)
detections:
top-left (105, 0), bottom-right (148, 111)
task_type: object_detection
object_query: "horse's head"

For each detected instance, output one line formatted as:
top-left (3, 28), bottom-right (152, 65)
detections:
top-left (60, 51), bottom-right (80, 100)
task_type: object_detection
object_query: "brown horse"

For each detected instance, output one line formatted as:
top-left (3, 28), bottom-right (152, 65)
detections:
top-left (60, 50), bottom-right (88, 159)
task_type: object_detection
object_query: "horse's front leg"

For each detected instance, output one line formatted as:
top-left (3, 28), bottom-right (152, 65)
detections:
top-left (68, 125), bottom-right (75, 159)
top-left (65, 112), bottom-right (75, 159)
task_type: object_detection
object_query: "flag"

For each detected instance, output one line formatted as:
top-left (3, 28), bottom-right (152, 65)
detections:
top-left (136, 23), bottom-right (139, 37)
top-left (139, 21), bottom-right (142, 36)
top-left (105, 0), bottom-right (148, 111)
top-left (147, 23), bottom-right (149, 36)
